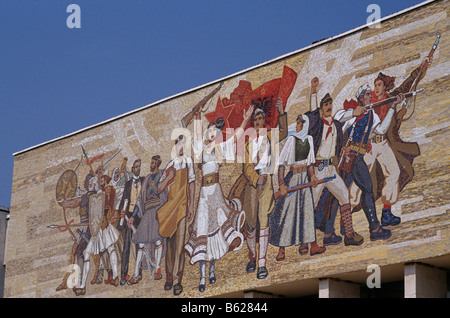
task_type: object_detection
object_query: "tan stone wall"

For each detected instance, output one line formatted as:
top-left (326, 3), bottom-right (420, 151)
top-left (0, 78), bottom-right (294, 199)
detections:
top-left (5, 0), bottom-right (449, 298)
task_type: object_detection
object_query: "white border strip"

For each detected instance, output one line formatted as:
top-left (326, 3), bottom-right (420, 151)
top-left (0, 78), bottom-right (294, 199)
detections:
top-left (13, 0), bottom-right (437, 156)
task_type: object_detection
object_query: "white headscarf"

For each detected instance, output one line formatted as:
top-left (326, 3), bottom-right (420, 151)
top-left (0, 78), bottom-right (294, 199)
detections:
top-left (278, 114), bottom-right (315, 166)
top-left (111, 168), bottom-right (120, 188)
top-left (287, 114), bottom-right (309, 140)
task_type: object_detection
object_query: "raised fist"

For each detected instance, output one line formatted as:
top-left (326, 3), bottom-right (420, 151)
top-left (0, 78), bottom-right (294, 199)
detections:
top-left (311, 77), bottom-right (319, 93)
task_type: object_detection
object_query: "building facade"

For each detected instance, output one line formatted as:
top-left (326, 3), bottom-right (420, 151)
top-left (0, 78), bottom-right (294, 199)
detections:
top-left (0, 205), bottom-right (9, 298)
top-left (5, 0), bottom-right (450, 298)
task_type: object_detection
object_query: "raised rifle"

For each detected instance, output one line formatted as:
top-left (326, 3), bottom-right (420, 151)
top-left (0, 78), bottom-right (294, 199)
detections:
top-left (362, 88), bottom-right (424, 110)
top-left (181, 82), bottom-right (223, 128)
top-left (397, 33), bottom-right (440, 123)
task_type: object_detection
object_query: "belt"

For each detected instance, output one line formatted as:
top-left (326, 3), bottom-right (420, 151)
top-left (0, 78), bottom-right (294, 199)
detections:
top-left (290, 164), bottom-right (307, 173)
top-left (371, 135), bottom-right (387, 143)
top-left (202, 172), bottom-right (219, 187)
top-left (348, 140), bottom-right (368, 155)
top-left (145, 198), bottom-right (161, 210)
top-left (314, 156), bottom-right (338, 170)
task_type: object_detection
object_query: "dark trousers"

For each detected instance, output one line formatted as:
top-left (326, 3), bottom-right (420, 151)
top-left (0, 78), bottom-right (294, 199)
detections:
top-left (319, 154), bottom-right (380, 234)
top-left (120, 227), bottom-right (140, 279)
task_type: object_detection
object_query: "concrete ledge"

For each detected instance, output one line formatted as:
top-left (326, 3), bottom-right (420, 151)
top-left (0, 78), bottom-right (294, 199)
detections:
top-left (404, 262), bottom-right (447, 298)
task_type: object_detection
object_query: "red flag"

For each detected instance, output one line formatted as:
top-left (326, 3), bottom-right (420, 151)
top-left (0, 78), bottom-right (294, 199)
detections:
top-left (205, 66), bottom-right (298, 137)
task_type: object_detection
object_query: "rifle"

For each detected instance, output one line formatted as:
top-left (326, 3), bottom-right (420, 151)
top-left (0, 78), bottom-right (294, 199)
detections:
top-left (397, 33), bottom-right (440, 123)
top-left (181, 82), bottom-right (223, 128)
top-left (274, 175), bottom-right (336, 200)
top-left (363, 88), bottom-right (423, 110)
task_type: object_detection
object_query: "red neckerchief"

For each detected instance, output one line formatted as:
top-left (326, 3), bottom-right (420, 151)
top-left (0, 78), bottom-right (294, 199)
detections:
top-left (371, 91), bottom-right (389, 120)
top-left (321, 116), bottom-right (334, 140)
top-left (343, 99), bottom-right (365, 123)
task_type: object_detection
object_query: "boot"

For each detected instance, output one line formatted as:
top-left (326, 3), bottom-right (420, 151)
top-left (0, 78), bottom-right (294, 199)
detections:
top-left (154, 242), bottom-right (163, 280)
top-left (276, 247), bottom-right (286, 261)
top-left (154, 268), bottom-right (162, 280)
top-left (199, 261), bottom-right (206, 292)
top-left (310, 241), bottom-right (326, 256)
top-left (323, 232), bottom-right (342, 246)
top-left (340, 203), bottom-right (364, 246)
top-left (209, 261), bottom-right (216, 284)
top-left (245, 229), bottom-right (257, 273)
top-left (370, 225), bottom-right (392, 241)
top-left (344, 232), bottom-right (364, 246)
top-left (127, 276), bottom-right (142, 285)
top-left (256, 227), bottom-right (269, 279)
top-left (298, 243), bottom-right (308, 256)
top-left (381, 208), bottom-right (401, 226)
top-left (73, 287), bottom-right (86, 296)
top-left (113, 277), bottom-right (120, 287)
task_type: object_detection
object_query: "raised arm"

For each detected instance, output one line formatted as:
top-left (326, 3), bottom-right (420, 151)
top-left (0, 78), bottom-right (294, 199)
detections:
top-left (310, 77), bottom-right (319, 111)
top-left (226, 104), bottom-right (255, 142)
top-left (275, 97), bottom-right (288, 141)
top-left (193, 111), bottom-right (203, 144)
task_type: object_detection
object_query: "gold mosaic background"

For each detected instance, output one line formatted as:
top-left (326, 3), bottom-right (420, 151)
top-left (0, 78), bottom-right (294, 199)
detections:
top-left (5, 0), bottom-right (449, 297)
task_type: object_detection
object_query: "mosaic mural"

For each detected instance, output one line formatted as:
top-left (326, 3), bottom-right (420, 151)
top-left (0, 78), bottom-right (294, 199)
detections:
top-left (6, 0), bottom-right (450, 298)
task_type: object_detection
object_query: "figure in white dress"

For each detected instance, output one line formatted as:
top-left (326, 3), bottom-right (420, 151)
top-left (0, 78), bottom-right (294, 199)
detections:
top-left (185, 104), bottom-right (254, 292)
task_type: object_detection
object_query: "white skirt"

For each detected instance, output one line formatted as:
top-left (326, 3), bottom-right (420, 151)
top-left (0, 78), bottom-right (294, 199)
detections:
top-left (85, 224), bottom-right (120, 256)
top-left (185, 183), bottom-right (245, 264)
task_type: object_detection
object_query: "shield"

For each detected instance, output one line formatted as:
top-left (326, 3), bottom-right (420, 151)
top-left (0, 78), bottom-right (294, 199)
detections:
top-left (56, 170), bottom-right (78, 206)
top-left (89, 192), bottom-right (105, 236)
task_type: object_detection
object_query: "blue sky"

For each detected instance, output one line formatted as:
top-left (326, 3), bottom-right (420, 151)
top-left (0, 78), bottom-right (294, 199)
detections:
top-left (0, 0), bottom-right (424, 207)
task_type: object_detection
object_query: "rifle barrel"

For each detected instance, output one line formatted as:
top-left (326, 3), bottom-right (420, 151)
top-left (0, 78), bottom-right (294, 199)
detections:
top-left (365, 89), bottom-right (424, 109)
top-left (274, 175), bottom-right (336, 200)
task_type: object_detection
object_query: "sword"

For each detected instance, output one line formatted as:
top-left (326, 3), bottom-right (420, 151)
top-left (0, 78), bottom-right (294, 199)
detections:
top-left (76, 229), bottom-right (90, 243)
top-left (102, 148), bottom-right (122, 170)
top-left (274, 175), bottom-right (336, 200)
